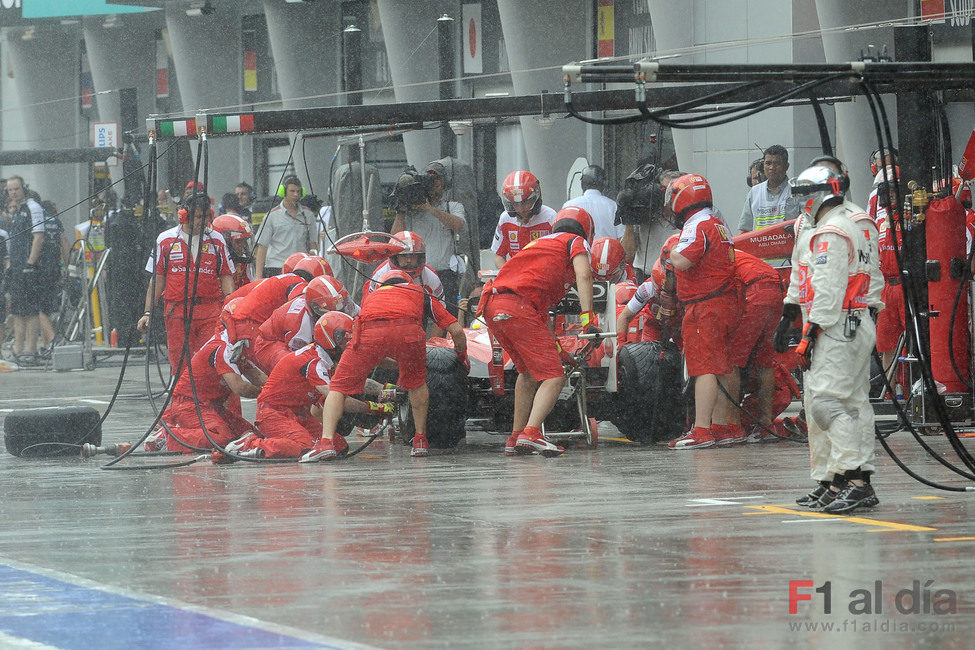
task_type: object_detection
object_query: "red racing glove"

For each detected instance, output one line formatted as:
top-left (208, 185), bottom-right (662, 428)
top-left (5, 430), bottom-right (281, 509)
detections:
top-left (795, 322), bottom-right (821, 371)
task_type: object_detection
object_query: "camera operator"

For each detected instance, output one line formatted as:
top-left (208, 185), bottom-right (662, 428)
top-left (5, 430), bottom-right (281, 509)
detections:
top-left (391, 162), bottom-right (466, 316)
top-left (618, 163), bottom-right (683, 282)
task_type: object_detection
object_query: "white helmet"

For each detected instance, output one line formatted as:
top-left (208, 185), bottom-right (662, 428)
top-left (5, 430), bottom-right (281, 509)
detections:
top-left (790, 165), bottom-right (849, 218)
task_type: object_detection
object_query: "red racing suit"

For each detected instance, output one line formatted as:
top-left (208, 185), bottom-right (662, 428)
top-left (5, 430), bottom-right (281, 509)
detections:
top-left (147, 226), bottom-right (234, 373)
top-left (160, 330), bottom-right (255, 452)
top-left (367, 262), bottom-right (445, 302)
top-left (251, 343), bottom-right (335, 458)
top-left (873, 204), bottom-right (905, 352)
top-left (672, 207), bottom-right (740, 377)
top-left (729, 250), bottom-right (783, 369)
top-left (490, 206), bottom-right (557, 260)
top-left (330, 280), bottom-right (458, 395)
top-left (481, 232), bottom-right (590, 381)
top-left (222, 273), bottom-right (306, 348)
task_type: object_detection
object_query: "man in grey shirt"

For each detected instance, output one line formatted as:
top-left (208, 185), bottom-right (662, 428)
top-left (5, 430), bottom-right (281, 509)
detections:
top-left (253, 175), bottom-right (318, 279)
top-left (739, 144), bottom-right (800, 234)
top-left (391, 162), bottom-right (466, 316)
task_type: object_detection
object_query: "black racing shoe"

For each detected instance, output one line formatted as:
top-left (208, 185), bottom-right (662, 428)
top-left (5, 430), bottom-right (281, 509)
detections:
top-left (812, 484), bottom-right (844, 509)
top-left (821, 483), bottom-right (878, 514)
top-left (796, 483), bottom-right (829, 507)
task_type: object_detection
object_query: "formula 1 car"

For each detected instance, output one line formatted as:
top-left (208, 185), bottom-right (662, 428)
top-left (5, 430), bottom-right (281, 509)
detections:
top-left (398, 273), bottom-right (686, 449)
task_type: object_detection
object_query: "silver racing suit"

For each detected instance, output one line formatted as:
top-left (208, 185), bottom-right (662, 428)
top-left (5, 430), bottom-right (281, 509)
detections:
top-left (786, 202), bottom-right (881, 481)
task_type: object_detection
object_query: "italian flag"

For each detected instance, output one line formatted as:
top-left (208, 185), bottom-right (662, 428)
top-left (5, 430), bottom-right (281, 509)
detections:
top-left (212, 114), bottom-right (256, 134)
top-left (159, 119), bottom-right (196, 137)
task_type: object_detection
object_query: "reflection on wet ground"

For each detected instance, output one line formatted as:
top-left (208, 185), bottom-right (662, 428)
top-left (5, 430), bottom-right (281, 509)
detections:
top-left (0, 364), bottom-right (972, 649)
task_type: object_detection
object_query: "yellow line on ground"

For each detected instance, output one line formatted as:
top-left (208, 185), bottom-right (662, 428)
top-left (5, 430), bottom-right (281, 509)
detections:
top-left (744, 504), bottom-right (937, 532)
top-left (933, 536), bottom-right (975, 542)
top-left (911, 496), bottom-right (946, 500)
top-left (601, 437), bottom-right (635, 443)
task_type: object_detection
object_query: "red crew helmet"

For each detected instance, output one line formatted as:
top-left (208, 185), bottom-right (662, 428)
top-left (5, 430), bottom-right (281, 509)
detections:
top-left (665, 174), bottom-right (712, 219)
top-left (651, 258), bottom-right (667, 289)
top-left (212, 214), bottom-right (252, 240)
top-left (500, 170), bottom-right (542, 218)
top-left (379, 269), bottom-right (414, 285)
top-left (282, 252), bottom-right (309, 274)
top-left (305, 275), bottom-right (349, 317)
top-left (615, 280), bottom-right (638, 305)
top-left (552, 205), bottom-right (595, 244)
top-left (313, 311), bottom-right (354, 352)
top-left (390, 231), bottom-right (425, 272)
top-left (659, 234), bottom-right (680, 264)
top-left (590, 237), bottom-right (626, 282)
top-left (292, 256), bottom-right (333, 280)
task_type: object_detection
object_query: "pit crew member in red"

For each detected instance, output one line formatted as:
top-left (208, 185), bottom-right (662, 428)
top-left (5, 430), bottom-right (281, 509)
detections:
top-left (230, 312), bottom-right (392, 459)
top-left (221, 255), bottom-right (329, 348)
top-left (615, 252), bottom-right (681, 345)
top-left (870, 168), bottom-right (905, 379)
top-left (251, 275), bottom-right (359, 373)
top-left (778, 165), bottom-right (880, 514)
top-left (146, 328), bottom-right (266, 453)
top-left (300, 270), bottom-right (467, 462)
top-left (480, 206), bottom-right (597, 457)
top-left (491, 170), bottom-right (557, 268)
top-left (212, 213), bottom-right (255, 290)
top-left (367, 231), bottom-right (445, 303)
top-left (663, 174), bottom-right (742, 450)
top-left (138, 193), bottom-right (235, 375)
top-left (725, 250), bottom-right (783, 443)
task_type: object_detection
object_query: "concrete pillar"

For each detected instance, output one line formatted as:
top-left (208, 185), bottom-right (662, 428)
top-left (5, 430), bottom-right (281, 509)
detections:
top-left (83, 17), bottom-right (159, 211)
top-left (375, 0), bottom-right (443, 168)
top-left (83, 20), bottom-right (157, 136)
top-left (497, 0), bottom-right (589, 207)
top-left (165, 4), bottom-right (243, 203)
top-left (4, 27), bottom-right (86, 225)
top-left (264, 1), bottom-right (342, 194)
top-left (815, 0), bottom-right (900, 203)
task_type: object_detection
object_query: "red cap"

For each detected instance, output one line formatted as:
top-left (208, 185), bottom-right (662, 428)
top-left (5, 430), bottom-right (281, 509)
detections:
top-left (186, 181), bottom-right (205, 191)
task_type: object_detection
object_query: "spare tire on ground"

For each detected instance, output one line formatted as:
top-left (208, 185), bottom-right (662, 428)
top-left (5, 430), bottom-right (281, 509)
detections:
top-left (400, 346), bottom-right (469, 448)
top-left (4, 406), bottom-right (102, 457)
top-left (612, 341), bottom-right (685, 443)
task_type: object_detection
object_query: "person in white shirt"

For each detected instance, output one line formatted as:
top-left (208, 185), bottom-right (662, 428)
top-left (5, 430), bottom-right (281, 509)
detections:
top-left (562, 165), bottom-right (623, 241)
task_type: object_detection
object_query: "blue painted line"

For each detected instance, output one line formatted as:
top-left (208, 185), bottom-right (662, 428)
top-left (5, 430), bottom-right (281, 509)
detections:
top-left (0, 564), bottom-right (329, 650)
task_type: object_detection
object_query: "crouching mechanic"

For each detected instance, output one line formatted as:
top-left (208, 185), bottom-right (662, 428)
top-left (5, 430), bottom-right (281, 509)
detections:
top-left (228, 312), bottom-right (393, 459)
top-left (777, 164), bottom-right (880, 513)
top-left (146, 325), bottom-right (266, 453)
top-left (300, 269), bottom-right (467, 462)
top-left (615, 236), bottom-right (682, 344)
top-left (250, 275), bottom-right (359, 373)
top-left (480, 206), bottom-right (598, 457)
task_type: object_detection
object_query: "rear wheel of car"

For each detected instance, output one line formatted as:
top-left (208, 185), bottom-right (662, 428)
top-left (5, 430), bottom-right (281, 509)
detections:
top-left (613, 341), bottom-right (685, 443)
top-left (400, 346), bottom-right (469, 448)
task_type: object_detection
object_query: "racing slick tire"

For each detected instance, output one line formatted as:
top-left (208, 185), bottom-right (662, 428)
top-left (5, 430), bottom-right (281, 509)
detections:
top-left (4, 406), bottom-right (102, 457)
top-left (613, 341), bottom-right (684, 443)
top-left (400, 346), bottom-right (469, 449)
